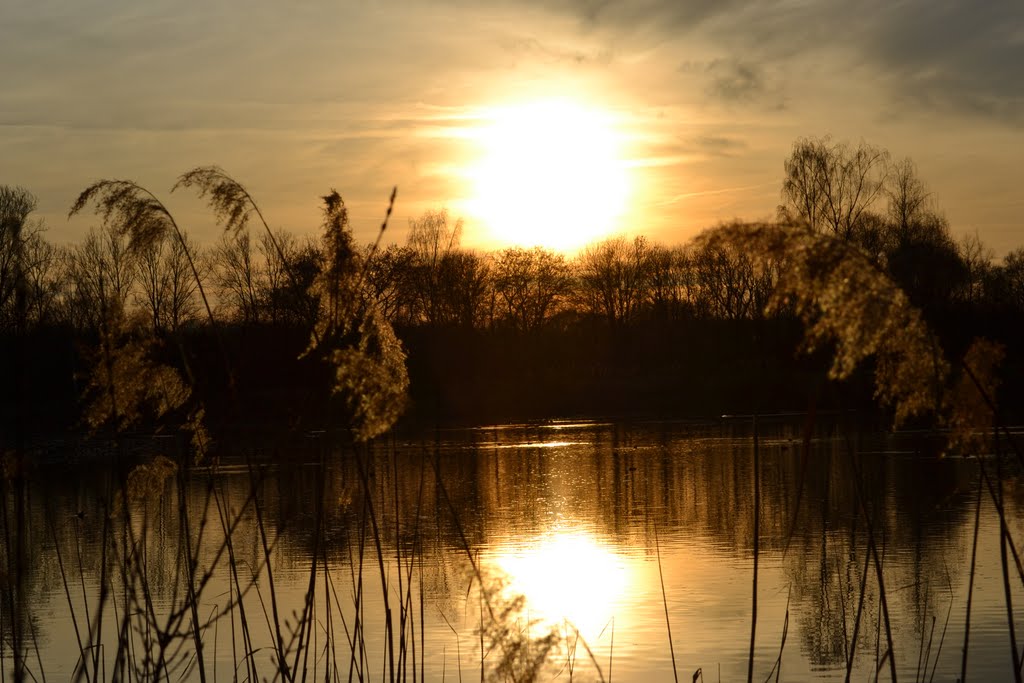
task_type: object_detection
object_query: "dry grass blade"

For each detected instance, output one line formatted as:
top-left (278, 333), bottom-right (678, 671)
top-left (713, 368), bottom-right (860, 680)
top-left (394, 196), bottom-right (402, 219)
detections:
top-left (82, 335), bottom-right (191, 433)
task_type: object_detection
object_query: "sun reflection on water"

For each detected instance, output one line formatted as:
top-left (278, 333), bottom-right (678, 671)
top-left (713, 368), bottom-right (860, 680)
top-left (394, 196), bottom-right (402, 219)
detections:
top-left (489, 527), bottom-right (630, 641)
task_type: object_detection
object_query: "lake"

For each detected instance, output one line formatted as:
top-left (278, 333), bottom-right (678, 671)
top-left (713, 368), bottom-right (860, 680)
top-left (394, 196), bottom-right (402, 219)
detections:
top-left (3, 417), bottom-right (1021, 681)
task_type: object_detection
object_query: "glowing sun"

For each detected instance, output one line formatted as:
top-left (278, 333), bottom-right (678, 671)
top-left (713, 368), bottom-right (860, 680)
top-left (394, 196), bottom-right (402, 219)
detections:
top-left (464, 99), bottom-right (631, 252)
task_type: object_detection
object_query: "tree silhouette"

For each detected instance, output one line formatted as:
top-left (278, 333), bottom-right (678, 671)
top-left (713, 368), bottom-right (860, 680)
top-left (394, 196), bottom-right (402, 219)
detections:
top-left (689, 228), bottom-right (776, 321)
top-left (0, 186), bottom-right (37, 332)
top-left (210, 231), bottom-right (263, 323)
top-left (65, 224), bottom-right (136, 332)
top-left (574, 235), bottom-right (652, 328)
top-left (492, 246), bottom-right (571, 333)
top-left (781, 136), bottom-right (890, 241)
top-left (135, 230), bottom-right (201, 334)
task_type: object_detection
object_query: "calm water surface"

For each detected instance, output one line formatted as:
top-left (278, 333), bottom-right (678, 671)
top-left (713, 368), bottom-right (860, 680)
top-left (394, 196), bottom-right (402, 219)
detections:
top-left (7, 418), bottom-right (1024, 681)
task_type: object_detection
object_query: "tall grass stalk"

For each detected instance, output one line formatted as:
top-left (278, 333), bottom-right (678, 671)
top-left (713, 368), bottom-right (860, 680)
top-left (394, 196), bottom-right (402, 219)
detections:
top-left (925, 579), bottom-right (953, 683)
top-left (960, 472), bottom-right (984, 683)
top-left (608, 618), bottom-right (614, 683)
top-left (764, 588), bottom-right (790, 683)
top-left (747, 414), bottom-right (760, 683)
top-left (995, 427), bottom-right (1023, 683)
top-left (847, 446), bottom-right (898, 683)
top-left (844, 523), bottom-right (873, 683)
top-left (47, 513), bottom-right (89, 683)
top-left (654, 524), bottom-right (679, 683)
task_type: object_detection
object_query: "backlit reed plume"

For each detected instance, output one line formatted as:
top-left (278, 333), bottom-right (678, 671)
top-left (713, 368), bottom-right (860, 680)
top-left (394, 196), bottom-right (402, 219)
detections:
top-left (699, 221), bottom-right (949, 426)
top-left (304, 191), bottom-right (408, 441)
top-left (175, 167), bottom-right (408, 439)
top-left (70, 179), bottom-right (216, 327)
top-left (946, 337), bottom-right (1005, 454)
top-left (174, 166), bottom-right (301, 305)
top-left (70, 180), bottom-right (208, 447)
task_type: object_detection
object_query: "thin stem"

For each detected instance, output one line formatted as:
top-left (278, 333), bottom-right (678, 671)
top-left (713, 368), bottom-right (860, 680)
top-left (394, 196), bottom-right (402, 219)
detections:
top-left (747, 414), bottom-right (760, 683)
top-left (995, 428), bottom-right (1023, 683)
top-left (960, 468), bottom-right (983, 683)
top-left (654, 525), bottom-right (679, 683)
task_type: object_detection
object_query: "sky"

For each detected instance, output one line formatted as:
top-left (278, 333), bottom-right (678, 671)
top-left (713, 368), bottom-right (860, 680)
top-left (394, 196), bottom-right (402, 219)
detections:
top-left (2, 0), bottom-right (1022, 254)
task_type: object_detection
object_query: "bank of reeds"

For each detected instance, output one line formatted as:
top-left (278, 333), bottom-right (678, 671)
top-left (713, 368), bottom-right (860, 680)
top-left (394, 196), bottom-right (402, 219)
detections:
top-left (3, 170), bottom-right (575, 683)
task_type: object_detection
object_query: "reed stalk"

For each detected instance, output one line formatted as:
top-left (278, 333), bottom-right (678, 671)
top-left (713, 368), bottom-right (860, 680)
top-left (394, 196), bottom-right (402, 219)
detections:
top-left (960, 471), bottom-right (984, 683)
top-left (995, 427), bottom-right (1023, 683)
top-left (747, 414), bottom-right (760, 683)
top-left (654, 524), bottom-right (679, 683)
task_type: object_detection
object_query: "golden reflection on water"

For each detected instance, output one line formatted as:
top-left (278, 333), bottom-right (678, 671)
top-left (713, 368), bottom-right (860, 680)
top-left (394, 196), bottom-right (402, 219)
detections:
top-left (492, 440), bottom-right (578, 449)
top-left (488, 526), bottom-right (631, 641)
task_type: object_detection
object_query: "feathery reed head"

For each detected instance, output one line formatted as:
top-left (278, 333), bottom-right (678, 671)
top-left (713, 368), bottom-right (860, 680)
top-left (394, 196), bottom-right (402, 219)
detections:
top-left (69, 180), bottom-right (174, 255)
top-left (174, 166), bottom-right (254, 236)
top-left (699, 221), bottom-right (949, 425)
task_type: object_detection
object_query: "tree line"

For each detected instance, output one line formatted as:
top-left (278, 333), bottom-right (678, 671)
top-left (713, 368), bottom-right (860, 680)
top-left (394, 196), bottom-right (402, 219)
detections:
top-left (2, 136), bottom-right (1022, 431)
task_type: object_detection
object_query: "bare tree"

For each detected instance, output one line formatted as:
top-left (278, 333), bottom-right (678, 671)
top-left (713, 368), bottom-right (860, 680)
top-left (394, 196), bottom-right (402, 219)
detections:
top-left (0, 186), bottom-right (39, 331)
top-left (1001, 248), bottom-right (1024, 312)
top-left (65, 224), bottom-right (137, 331)
top-left (400, 209), bottom-right (492, 328)
top-left (20, 229), bottom-right (65, 327)
top-left (136, 231), bottom-right (202, 334)
top-left (957, 230), bottom-right (994, 306)
top-left (689, 230), bottom-right (776, 321)
top-left (492, 246), bottom-right (571, 332)
top-left (135, 237), bottom-right (169, 333)
top-left (406, 209), bottom-right (463, 325)
top-left (646, 243), bottom-right (695, 323)
top-left (781, 136), bottom-right (890, 241)
top-left (881, 211), bottom-right (965, 314)
top-left (258, 228), bottom-right (296, 324)
top-left (886, 157), bottom-right (931, 231)
top-left (575, 235), bottom-right (652, 328)
top-left (210, 231), bottom-right (263, 323)
top-left (440, 250), bottom-right (492, 329)
top-left (364, 243), bottom-right (417, 325)
top-left (249, 228), bottom-right (323, 327)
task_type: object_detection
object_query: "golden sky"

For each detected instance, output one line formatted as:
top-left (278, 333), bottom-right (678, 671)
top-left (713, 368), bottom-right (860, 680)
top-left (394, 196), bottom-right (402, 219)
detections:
top-left (2, 0), bottom-right (1022, 253)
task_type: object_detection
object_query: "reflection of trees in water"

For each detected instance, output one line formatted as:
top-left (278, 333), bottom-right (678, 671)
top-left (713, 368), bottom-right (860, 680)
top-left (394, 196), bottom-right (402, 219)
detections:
top-left (3, 423), bottom-right (982, 675)
top-left (768, 434), bottom-right (972, 669)
top-left (1, 454), bottom-right (187, 658)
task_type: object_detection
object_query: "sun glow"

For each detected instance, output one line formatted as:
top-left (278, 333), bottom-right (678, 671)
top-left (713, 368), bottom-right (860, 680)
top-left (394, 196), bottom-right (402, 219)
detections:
top-left (490, 528), bottom-right (630, 640)
top-left (464, 99), bottom-right (631, 252)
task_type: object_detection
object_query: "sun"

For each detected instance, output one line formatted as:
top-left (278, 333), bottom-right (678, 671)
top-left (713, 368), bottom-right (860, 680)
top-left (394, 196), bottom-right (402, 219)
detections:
top-left (463, 99), bottom-right (631, 252)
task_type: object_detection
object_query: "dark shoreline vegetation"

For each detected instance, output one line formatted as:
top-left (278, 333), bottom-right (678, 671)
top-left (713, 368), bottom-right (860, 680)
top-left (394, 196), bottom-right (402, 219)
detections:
top-left (2, 138), bottom-right (1024, 436)
top-left (1, 135), bottom-right (1023, 681)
